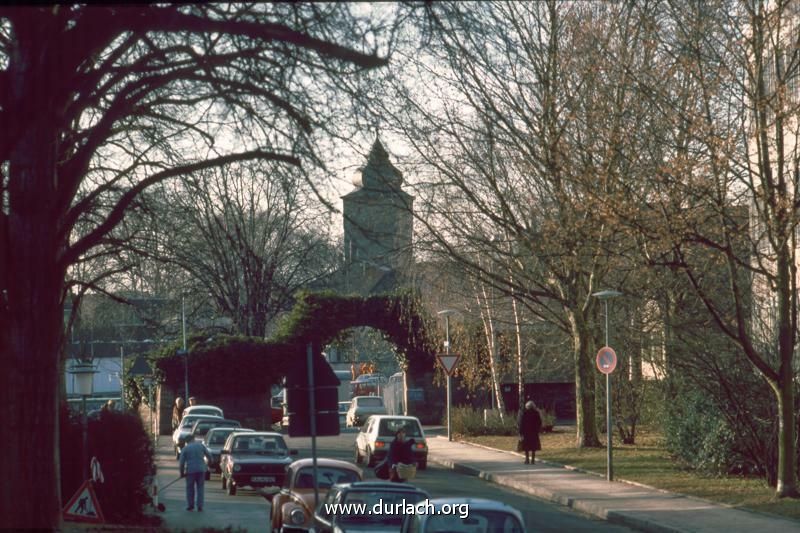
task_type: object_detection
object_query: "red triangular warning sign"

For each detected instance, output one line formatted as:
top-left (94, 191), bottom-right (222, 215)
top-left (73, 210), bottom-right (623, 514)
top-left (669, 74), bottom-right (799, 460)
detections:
top-left (437, 354), bottom-right (460, 376)
top-left (63, 479), bottom-right (104, 523)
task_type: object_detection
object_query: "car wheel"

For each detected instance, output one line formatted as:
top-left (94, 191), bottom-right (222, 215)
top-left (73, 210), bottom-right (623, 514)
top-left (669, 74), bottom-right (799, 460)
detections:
top-left (365, 447), bottom-right (375, 467)
top-left (226, 478), bottom-right (236, 496)
top-left (418, 460), bottom-right (427, 470)
top-left (354, 444), bottom-right (362, 464)
top-left (221, 475), bottom-right (227, 490)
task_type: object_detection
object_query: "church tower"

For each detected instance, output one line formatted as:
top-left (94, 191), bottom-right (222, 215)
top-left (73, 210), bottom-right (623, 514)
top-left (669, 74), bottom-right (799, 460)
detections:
top-left (342, 139), bottom-right (413, 292)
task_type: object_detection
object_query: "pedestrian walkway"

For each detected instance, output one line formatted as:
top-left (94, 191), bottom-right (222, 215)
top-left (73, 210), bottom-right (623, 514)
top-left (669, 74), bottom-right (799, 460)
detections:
top-left (426, 436), bottom-right (800, 533)
top-left (152, 436), bottom-right (269, 532)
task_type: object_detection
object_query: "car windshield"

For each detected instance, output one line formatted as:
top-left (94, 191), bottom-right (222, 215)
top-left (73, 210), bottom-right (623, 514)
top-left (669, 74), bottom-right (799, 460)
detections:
top-left (423, 511), bottom-right (524, 533)
top-left (294, 467), bottom-right (359, 490)
top-left (338, 491), bottom-right (427, 525)
top-left (378, 419), bottom-right (422, 438)
top-left (231, 435), bottom-right (287, 454)
top-left (357, 397), bottom-right (383, 407)
top-left (339, 403), bottom-right (350, 413)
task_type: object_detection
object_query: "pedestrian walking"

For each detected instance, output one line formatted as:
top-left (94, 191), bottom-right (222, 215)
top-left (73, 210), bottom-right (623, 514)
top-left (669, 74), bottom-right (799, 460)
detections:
top-left (518, 400), bottom-right (542, 465)
top-left (172, 397), bottom-right (185, 432)
top-left (179, 434), bottom-right (212, 511)
top-left (387, 427), bottom-right (416, 482)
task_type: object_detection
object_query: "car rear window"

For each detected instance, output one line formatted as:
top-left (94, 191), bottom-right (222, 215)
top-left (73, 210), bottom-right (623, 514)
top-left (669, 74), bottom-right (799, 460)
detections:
top-left (339, 490), bottom-right (427, 525)
top-left (232, 435), bottom-right (287, 453)
top-left (295, 467), bottom-right (359, 489)
top-left (378, 419), bottom-right (422, 438)
top-left (357, 397), bottom-right (384, 407)
top-left (209, 431), bottom-right (233, 445)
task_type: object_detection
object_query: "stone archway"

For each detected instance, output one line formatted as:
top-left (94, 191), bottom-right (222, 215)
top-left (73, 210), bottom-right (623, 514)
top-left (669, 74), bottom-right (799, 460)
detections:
top-left (154, 291), bottom-right (444, 424)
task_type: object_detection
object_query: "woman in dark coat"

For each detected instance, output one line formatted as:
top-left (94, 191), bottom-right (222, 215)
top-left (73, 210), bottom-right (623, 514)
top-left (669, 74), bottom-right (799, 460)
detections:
top-left (387, 428), bottom-right (416, 482)
top-left (518, 400), bottom-right (542, 464)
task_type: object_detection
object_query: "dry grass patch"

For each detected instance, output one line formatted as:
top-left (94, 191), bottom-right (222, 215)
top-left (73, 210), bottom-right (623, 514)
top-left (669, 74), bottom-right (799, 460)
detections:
top-left (466, 428), bottom-right (800, 520)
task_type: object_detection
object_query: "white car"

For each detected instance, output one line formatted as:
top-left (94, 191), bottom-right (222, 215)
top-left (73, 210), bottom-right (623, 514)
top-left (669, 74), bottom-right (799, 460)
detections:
top-left (346, 396), bottom-right (387, 427)
top-left (354, 415), bottom-right (427, 468)
top-left (172, 413), bottom-right (223, 458)
top-left (183, 404), bottom-right (224, 418)
top-left (399, 498), bottom-right (525, 533)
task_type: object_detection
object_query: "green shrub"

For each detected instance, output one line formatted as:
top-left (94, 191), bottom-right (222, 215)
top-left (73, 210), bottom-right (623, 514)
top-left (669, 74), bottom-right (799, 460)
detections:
top-left (663, 389), bottom-right (744, 476)
top-left (450, 407), bottom-right (518, 437)
top-left (61, 406), bottom-right (156, 524)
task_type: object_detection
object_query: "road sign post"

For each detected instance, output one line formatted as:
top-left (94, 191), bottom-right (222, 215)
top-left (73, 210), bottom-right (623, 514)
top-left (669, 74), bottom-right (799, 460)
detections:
top-left (437, 353), bottom-right (460, 442)
top-left (596, 346), bottom-right (617, 482)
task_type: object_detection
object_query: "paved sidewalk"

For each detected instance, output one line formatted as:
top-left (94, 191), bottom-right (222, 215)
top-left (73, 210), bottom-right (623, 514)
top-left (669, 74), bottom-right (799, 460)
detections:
top-left (426, 436), bottom-right (800, 533)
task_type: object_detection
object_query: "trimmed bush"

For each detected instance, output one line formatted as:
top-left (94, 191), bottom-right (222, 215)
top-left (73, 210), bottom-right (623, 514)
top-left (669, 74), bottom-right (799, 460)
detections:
top-left (61, 406), bottom-right (156, 524)
top-left (450, 407), bottom-right (518, 437)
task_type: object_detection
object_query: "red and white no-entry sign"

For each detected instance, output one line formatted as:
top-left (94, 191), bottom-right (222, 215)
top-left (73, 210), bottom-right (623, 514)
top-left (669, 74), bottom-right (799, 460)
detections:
top-left (437, 354), bottom-right (461, 376)
top-left (596, 346), bottom-right (617, 374)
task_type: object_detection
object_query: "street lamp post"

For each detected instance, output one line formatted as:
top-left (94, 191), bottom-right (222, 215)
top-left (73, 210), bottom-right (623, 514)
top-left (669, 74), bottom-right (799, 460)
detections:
top-left (438, 309), bottom-right (458, 441)
top-left (70, 361), bottom-right (96, 480)
top-left (182, 296), bottom-right (189, 401)
top-left (592, 289), bottom-right (622, 482)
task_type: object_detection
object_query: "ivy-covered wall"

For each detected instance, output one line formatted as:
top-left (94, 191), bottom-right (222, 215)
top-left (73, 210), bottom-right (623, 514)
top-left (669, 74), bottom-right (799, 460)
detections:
top-left (130, 291), bottom-right (440, 421)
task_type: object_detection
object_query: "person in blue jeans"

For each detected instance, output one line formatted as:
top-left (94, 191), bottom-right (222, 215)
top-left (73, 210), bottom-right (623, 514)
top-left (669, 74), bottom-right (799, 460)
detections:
top-left (179, 434), bottom-right (212, 511)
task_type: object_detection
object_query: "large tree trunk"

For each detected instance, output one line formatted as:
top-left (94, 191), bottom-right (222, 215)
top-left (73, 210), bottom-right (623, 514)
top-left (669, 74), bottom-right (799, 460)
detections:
top-left (774, 247), bottom-right (798, 497)
top-left (1, 130), bottom-right (66, 527)
top-left (570, 313), bottom-right (601, 448)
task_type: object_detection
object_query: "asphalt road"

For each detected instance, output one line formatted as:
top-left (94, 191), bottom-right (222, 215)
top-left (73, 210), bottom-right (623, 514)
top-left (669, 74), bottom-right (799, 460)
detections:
top-left (155, 427), bottom-right (637, 532)
top-left (285, 427), bottom-right (637, 533)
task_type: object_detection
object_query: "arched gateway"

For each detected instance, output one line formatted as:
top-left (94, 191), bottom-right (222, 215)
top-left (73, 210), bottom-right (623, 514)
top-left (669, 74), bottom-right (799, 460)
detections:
top-left (151, 140), bottom-right (445, 428)
top-left (155, 291), bottom-right (444, 425)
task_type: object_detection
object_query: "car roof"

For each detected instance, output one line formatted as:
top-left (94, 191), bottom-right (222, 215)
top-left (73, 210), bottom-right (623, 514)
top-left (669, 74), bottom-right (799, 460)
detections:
top-left (207, 426), bottom-right (251, 433)
top-left (289, 458), bottom-right (361, 472)
top-left (335, 481), bottom-right (429, 493)
top-left (424, 498), bottom-right (524, 513)
top-left (368, 415), bottom-right (421, 422)
top-left (233, 431), bottom-right (283, 437)
top-left (184, 404), bottom-right (222, 411)
top-left (352, 395), bottom-right (384, 400)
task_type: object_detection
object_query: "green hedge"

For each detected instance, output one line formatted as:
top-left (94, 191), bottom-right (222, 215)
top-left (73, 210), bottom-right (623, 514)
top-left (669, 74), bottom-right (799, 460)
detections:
top-left (61, 407), bottom-right (156, 524)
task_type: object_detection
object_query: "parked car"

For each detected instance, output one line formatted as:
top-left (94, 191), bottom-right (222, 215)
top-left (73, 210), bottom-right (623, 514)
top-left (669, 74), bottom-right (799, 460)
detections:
top-left (313, 481), bottom-right (430, 533)
top-left (338, 401), bottom-right (351, 426)
top-left (173, 414), bottom-right (223, 458)
top-left (191, 418), bottom-right (241, 445)
top-left (399, 498), bottom-right (525, 533)
top-left (182, 404), bottom-right (224, 418)
top-left (265, 458), bottom-right (362, 532)
top-left (220, 431), bottom-right (297, 495)
top-left (346, 396), bottom-right (387, 427)
top-left (354, 415), bottom-right (428, 469)
top-left (204, 427), bottom-right (253, 475)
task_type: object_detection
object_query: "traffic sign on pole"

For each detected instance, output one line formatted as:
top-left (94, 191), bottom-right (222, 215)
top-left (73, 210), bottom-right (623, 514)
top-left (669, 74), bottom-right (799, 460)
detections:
top-left (596, 346), bottom-right (617, 374)
top-left (437, 354), bottom-right (460, 376)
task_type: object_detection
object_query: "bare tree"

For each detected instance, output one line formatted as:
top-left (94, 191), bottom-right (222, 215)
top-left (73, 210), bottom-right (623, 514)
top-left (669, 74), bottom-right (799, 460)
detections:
top-left (0, 4), bottom-right (395, 526)
top-left (143, 162), bottom-right (338, 338)
top-left (618, 0), bottom-right (800, 496)
top-left (381, 1), bottom-right (657, 447)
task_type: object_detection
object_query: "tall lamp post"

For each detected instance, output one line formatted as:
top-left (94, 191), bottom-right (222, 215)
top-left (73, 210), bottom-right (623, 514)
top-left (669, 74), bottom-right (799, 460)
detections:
top-left (592, 289), bottom-right (622, 481)
top-left (70, 360), bottom-right (96, 480)
top-left (437, 309), bottom-right (458, 441)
